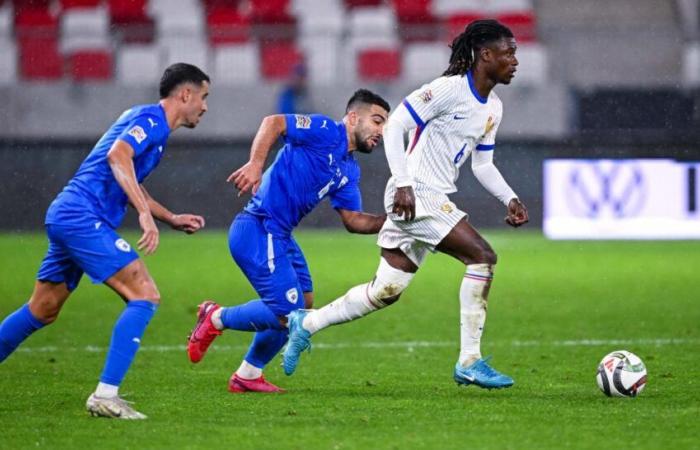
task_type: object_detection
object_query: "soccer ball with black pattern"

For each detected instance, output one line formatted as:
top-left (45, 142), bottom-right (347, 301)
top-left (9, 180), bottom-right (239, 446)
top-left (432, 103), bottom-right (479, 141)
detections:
top-left (596, 350), bottom-right (647, 397)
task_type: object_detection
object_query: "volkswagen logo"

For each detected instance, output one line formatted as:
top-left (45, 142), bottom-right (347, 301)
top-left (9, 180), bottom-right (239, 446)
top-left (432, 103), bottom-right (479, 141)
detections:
top-left (566, 161), bottom-right (646, 218)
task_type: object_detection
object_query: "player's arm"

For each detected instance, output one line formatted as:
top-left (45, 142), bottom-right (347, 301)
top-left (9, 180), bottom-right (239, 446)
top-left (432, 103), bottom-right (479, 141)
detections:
top-left (139, 185), bottom-right (205, 234)
top-left (107, 139), bottom-right (159, 254)
top-left (228, 114), bottom-right (287, 196)
top-left (336, 209), bottom-right (386, 234)
top-left (471, 148), bottom-right (528, 227)
top-left (384, 104), bottom-right (418, 221)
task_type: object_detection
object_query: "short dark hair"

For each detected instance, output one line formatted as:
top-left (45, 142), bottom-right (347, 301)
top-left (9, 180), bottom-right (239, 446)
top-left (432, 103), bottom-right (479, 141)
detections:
top-left (159, 63), bottom-right (210, 99)
top-left (346, 89), bottom-right (391, 114)
top-left (443, 19), bottom-right (514, 76)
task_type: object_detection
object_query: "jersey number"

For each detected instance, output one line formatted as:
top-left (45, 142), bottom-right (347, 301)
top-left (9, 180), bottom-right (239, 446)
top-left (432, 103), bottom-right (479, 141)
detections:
top-left (453, 143), bottom-right (467, 164)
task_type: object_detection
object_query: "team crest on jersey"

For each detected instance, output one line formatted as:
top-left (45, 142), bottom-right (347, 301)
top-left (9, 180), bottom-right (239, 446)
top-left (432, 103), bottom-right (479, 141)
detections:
top-left (418, 89), bottom-right (433, 103)
top-left (295, 115), bottom-right (311, 129)
top-left (127, 125), bottom-right (147, 144)
top-left (285, 288), bottom-right (299, 304)
top-left (115, 238), bottom-right (131, 252)
top-left (440, 202), bottom-right (454, 213)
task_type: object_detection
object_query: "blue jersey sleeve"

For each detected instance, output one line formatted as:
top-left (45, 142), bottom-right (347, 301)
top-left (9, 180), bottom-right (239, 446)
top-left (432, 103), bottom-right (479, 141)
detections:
top-left (284, 114), bottom-right (339, 148)
top-left (330, 175), bottom-right (362, 212)
top-left (117, 114), bottom-right (166, 157)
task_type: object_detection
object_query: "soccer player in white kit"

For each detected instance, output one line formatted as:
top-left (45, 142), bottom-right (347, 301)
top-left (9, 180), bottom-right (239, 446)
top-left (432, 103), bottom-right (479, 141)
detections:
top-left (284, 20), bottom-right (529, 388)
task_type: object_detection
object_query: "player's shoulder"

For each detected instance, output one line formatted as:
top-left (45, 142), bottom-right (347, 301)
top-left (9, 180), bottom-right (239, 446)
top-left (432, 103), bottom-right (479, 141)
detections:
top-left (129, 104), bottom-right (168, 134)
top-left (487, 91), bottom-right (503, 115)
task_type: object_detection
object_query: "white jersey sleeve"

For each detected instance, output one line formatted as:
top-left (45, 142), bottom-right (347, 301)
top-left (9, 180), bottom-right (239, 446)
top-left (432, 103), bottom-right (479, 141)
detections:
top-left (401, 76), bottom-right (455, 128)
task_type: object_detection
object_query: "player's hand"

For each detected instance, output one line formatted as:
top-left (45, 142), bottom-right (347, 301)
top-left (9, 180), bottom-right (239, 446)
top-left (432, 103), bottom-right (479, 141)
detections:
top-left (505, 198), bottom-right (529, 227)
top-left (137, 211), bottom-right (159, 255)
top-left (228, 161), bottom-right (263, 197)
top-left (392, 186), bottom-right (416, 221)
top-left (170, 214), bottom-right (205, 234)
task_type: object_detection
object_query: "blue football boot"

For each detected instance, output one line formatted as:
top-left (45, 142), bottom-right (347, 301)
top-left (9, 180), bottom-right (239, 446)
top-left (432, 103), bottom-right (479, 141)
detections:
top-left (453, 356), bottom-right (514, 389)
top-left (282, 309), bottom-right (312, 376)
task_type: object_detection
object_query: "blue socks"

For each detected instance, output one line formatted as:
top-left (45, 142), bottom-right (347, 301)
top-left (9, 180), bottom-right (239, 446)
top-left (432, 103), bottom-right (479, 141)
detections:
top-left (0, 303), bottom-right (46, 363)
top-left (244, 330), bottom-right (289, 368)
top-left (99, 300), bottom-right (157, 386)
top-left (219, 299), bottom-right (283, 331)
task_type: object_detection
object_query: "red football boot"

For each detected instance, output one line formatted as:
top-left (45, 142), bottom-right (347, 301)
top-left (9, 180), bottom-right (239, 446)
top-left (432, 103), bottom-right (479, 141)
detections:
top-left (228, 373), bottom-right (286, 394)
top-left (187, 301), bottom-right (222, 363)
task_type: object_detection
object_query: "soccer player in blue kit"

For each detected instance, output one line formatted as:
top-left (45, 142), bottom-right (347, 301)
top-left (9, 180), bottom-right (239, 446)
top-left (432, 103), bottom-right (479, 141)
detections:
top-left (187, 90), bottom-right (390, 393)
top-left (0, 63), bottom-right (210, 419)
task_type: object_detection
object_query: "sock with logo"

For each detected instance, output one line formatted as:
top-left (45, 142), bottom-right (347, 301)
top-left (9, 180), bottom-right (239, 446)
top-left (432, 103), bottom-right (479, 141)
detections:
top-left (99, 300), bottom-right (157, 386)
top-left (218, 300), bottom-right (283, 332)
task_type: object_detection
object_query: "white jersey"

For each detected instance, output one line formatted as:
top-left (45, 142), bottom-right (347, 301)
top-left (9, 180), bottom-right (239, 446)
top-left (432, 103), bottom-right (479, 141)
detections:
top-left (401, 73), bottom-right (503, 194)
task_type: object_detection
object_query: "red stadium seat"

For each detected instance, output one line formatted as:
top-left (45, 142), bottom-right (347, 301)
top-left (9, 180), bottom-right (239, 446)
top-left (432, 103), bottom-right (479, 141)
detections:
top-left (358, 48), bottom-right (401, 81)
top-left (497, 12), bottom-right (537, 42)
top-left (250, 0), bottom-right (290, 22)
top-left (207, 8), bottom-right (251, 45)
top-left (345, 0), bottom-right (383, 8)
top-left (108, 0), bottom-right (154, 43)
top-left (68, 50), bottom-right (113, 81)
top-left (19, 38), bottom-right (63, 79)
top-left (445, 13), bottom-right (485, 42)
top-left (14, 7), bottom-right (58, 38)
top-left (12, 0), bottom-right (52, 13)
top-left (260, 41), bottom-right (303, 80)
top-left (202, 0), bottom-right (240, 12)
top-left (393, 0), bottom-right (438, 41)
top-left (59, 0), bottom-right (101, 9)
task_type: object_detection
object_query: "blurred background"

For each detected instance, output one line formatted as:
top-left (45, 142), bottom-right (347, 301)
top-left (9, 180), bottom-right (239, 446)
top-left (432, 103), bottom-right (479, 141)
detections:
top-left (0, 0), bottom-right (698, 235)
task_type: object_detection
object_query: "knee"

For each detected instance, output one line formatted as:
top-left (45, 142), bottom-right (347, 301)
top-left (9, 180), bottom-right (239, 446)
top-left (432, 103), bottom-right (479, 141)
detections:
top-left (28, 298), bottom-right (62, 325)
top-left (472, 246), bottom-right (497, 265)
top-left (367, 258), bottom-right (414, 307)
top-left (139, 281), bottom-right (160, 305)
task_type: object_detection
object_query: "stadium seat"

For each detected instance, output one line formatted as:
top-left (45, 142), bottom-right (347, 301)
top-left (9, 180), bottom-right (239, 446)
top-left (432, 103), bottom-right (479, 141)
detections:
top-left (509, 42), bottom-right (547, 85)
top-left (162, 37), bottom-right (210, 73)
top-left (348, 5), bottom-right (398, 40)
top-left (431, 0), bottom-right (484, 17)
top-left (497, 11), bottom-right (537, 42)
top-left (212, 43), bottom-right (259, 85)
top-left (154, 0), bottom-right (205, 39)
top-left (393, 0), bottom-right (439, 41)
top-left (0, 38), bottom-right (18, 84)
top-left (60, 6), bottom-right (110, 55)
top-left (250, 0), bottom-right (291, 22)
top-left (14, 7), bottom-right (58, 39)
top-left (0, 3), bottom-right (12, 38)
top-left (402, 41), bottom-right (451, 83)
top-left (299, 35), bottom-right (340, 84)
top-left (344, 0), bottom-right (383, 7)
top-left (260, 41), bottom-right (303, 79)
top-left (116, 43), bottom-right (161, 85)
top-left (445, 13), bottom-right (485, 42)
top-left (109, 0), bottom-right (155, 44)
top-left (12, 0), bottom-right (51, 13)
top-left (68, 49), bottom-right (113, 81)
top-left (293, 0), bottom-right (345, 37)
top-left (59, 0), bottom-right (101, 9)
top-left (358, 48), bottom-right (401, 81)
top-left (207, 8), bottom-right (251, 45)
top-left (19, 37), bottom-right (63, 79)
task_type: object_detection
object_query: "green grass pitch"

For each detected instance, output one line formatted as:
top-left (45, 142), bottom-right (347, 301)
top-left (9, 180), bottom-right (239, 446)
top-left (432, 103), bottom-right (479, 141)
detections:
top-left (0, 230), bottom-right (698, 449)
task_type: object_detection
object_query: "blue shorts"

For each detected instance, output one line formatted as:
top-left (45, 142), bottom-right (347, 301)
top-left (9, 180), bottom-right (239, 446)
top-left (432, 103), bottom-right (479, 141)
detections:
top-left (37, 223), bottom-right (139, 291)
top-left (228, 213), bottom-right (312, 316)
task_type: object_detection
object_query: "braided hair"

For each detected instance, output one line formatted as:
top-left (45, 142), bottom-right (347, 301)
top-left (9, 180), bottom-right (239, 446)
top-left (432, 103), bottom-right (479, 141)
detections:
top-left (443, 19), bottom-right (514, 76)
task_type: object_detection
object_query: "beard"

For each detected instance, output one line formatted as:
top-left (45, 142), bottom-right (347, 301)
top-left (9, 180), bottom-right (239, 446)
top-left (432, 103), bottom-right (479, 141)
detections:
top-left (355, 140), bottom-right (374, 154)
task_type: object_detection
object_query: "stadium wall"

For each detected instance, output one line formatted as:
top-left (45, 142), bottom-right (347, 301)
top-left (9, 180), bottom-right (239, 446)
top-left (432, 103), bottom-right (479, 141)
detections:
top-left (2, 140), bottom-right (697, 232)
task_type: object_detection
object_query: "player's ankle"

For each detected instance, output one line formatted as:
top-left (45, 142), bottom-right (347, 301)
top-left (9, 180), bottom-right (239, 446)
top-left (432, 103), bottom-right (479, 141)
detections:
top-left (236, 360), bottom-right (263, 380)
top-left (95, 381), bottom-right (119, 398)
top-left (211, 308), bottom-right (224, 330)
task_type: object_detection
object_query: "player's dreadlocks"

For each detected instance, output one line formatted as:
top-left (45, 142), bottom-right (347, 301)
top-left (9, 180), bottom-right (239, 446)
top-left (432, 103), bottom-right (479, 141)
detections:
top-left (443, 19), bottom-right (514, 76)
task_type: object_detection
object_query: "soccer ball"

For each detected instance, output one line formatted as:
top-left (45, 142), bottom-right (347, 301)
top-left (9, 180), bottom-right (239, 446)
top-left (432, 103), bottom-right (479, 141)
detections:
top-left (596, 350), bottom-right (647, 397)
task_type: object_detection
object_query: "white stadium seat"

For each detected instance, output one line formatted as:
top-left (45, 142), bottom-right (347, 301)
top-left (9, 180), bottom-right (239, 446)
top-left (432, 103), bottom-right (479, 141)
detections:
top-left (212, 43), bottom-right (260, 86)
top-left (60, 6), bottom-right (111, 54)
top-left (0, 38), bottom-right (17, 85)
top-left (682, 42), bottom-right (700, 87)
top-left (402, 42), bottom-right (451, 84)
top-left (116, 44), bottom-right (162, 85)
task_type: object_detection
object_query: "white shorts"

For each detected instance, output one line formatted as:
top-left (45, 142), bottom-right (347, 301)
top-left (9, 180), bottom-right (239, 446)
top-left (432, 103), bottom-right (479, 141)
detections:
top-left (377, 179), bottom-right (467, 267)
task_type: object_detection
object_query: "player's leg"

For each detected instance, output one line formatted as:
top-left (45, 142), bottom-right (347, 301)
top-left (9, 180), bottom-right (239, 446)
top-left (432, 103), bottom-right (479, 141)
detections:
top-left (0, 228), bottom-right (81, 363)
top-left (61, 224), bottom-right (157, 418)
top-left (0, 281), bottom-right (70, 362)
top-left (232, 238), bottom-right (313, 392)
top-left (436, 219), bottom-right (512, 388)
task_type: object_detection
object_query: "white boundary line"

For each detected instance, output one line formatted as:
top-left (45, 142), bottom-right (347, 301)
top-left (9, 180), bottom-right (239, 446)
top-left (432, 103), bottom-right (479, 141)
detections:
top-left (16, 338), bottom-right (700, 354)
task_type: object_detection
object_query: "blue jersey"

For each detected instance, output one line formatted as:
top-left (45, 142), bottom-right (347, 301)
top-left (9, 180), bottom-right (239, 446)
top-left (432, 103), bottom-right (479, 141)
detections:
top-left (45, 103), bottom-right (170, 229)
top-left (244, 114), bottom-right (362, 237)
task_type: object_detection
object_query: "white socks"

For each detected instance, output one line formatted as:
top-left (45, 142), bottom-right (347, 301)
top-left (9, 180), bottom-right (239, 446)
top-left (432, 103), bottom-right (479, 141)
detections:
top-left (302, 283), bottom-right (376, 334)
top-left (459, 263), bottom-right (494, 367)
top-left (236, 360), bottom-right (263, 380)
top-left (95, 382), bottom-right (119, 398)
top-left (211, 309), bottom-right (224, 330)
